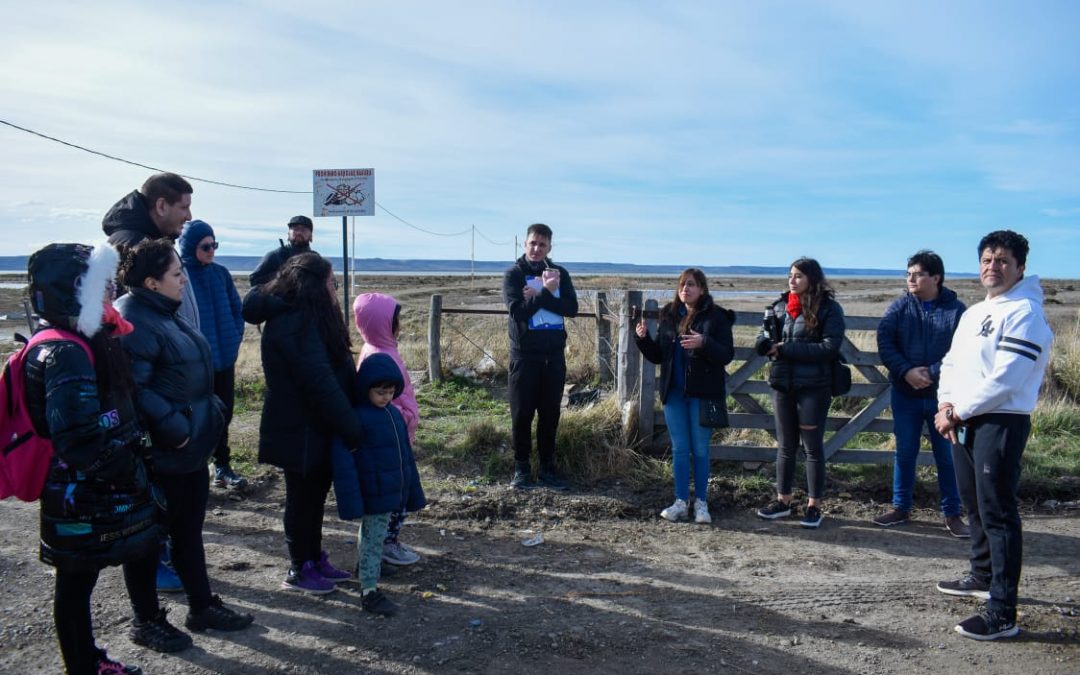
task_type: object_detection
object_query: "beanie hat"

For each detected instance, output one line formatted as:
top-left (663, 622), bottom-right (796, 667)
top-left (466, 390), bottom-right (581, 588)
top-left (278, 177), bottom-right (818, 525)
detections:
top-left (178, 219), bottom-right (215, 264)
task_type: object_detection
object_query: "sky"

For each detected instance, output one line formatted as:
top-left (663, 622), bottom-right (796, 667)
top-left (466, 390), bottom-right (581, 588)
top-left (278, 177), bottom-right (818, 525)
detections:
top-left (2, 1), bottom-right (1079, 277)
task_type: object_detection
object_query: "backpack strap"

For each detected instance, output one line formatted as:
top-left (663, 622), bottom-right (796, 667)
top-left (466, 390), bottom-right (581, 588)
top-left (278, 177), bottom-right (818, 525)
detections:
top-left (26, 328), bottom-right (94, 366)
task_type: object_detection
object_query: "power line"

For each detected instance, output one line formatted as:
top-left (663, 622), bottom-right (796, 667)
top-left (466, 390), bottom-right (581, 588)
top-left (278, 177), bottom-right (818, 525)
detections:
top-left (375, 201), bottom-right (471, 237)
top-left (475, 226), bottom-right (512, 246)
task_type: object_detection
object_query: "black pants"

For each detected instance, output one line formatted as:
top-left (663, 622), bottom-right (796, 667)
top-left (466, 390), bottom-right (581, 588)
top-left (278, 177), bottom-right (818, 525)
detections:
top-left (508, 357), bottom-right (566, 466)
top-left (773, 386), bottom-right (831, 499)
top-left (54, 551), bottom-right (158, 675)
top-left (155, 468), bottom-right (213, 612)
top-left (212, 366), bottom-right (236, 468)
top-left (953, 413), bottom-right (1029, 619)
top-left (283, 464), bottom-right (332, 570)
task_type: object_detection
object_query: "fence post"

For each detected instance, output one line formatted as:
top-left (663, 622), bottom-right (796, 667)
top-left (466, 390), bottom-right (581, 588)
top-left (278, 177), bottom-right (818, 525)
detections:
top-left (617, 290), bottom-right (642, 408)
top-left (637, 298), bottom-right (658, 440)
top-left (428, 294), bottom-right (443, 383)
top-left (596, 291), bottom-right (613, 384)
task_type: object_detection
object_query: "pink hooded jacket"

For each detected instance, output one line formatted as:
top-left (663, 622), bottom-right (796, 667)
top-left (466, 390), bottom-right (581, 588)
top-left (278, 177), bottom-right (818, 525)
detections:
top-left (354, 292), bottom-right (419, 443)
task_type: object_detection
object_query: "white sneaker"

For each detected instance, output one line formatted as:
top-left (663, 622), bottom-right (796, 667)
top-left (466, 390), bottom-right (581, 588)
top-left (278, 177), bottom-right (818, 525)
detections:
top-left (660, 499), bottom-right (689, 522)
top-left (694, 499), bottom-right (712, 524)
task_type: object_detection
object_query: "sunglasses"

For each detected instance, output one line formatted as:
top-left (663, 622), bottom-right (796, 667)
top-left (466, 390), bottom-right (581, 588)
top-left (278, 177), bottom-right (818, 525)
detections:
top-left (199, 242), bottom-right (219, 252)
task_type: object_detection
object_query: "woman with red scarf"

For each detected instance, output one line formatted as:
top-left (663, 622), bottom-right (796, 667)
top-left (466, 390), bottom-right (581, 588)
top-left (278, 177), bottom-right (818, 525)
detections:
top-left (754, 258), bottom-right (846, 529)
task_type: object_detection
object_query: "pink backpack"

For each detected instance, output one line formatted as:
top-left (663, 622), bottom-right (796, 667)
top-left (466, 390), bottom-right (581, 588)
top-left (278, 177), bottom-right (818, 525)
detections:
top-left (0, 328), bottom-right (94, 501)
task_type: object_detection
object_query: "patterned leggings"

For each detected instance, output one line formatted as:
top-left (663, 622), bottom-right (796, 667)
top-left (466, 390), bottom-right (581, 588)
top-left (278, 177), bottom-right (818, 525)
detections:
top-left (357, 513), bottom-right (391, 592)
top-left (384, 508), bottom-right (407, 544)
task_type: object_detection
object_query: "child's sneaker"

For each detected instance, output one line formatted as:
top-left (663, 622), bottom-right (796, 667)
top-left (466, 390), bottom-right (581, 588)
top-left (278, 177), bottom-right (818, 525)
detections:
top-left (756, 499), bottom-right (792, 520)
top-left (95, 651), bottom-right (143, 675)
top-left (800, 505), bottom-right (823, 529)
top-left (660, 499), bottom-right (689, 522)
top-left (317, 550), bottom-right (353, 582)
top-left (693, 499), bottom-right (712, 524)
top-left (382, 541), bottom-right (421, 566)
top-left (281, 561), bottom-right (335, 594)
top-left (361, 589), bottom-right (398, 616)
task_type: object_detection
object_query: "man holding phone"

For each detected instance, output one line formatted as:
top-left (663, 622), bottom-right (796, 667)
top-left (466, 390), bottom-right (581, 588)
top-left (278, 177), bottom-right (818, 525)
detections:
top-left (502, 223), bottom-right (578, 490)
top-left (933, 230), bottom-right (1053, 641)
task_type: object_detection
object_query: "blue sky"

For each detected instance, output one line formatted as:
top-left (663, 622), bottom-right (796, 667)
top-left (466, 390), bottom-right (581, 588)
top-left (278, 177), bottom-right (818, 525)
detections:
top-left (2, 1), bottom-right (1078, 276)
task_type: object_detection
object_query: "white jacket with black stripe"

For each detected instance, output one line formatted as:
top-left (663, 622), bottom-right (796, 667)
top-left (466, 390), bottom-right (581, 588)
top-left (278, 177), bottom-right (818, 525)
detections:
top-left (938, 275), bottom-right (1053, 420)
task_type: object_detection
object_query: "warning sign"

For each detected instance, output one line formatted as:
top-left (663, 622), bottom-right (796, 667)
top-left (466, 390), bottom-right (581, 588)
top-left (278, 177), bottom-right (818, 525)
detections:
top-left (313, 168), bottom-right (375, 217)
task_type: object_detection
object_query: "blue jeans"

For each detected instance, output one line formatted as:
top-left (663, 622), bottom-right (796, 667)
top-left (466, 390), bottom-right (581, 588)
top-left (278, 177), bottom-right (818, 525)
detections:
top-left (663, 389), bottom-right (713, 502)
top-left (890, 388), bottom-right (961, 516)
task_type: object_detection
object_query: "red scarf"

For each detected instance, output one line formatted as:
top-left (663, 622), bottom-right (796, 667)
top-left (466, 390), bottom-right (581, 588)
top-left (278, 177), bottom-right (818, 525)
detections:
top-left (101, 302), bottom-right (135, 337)
top-left (786, 293), bottom-right (803, 320)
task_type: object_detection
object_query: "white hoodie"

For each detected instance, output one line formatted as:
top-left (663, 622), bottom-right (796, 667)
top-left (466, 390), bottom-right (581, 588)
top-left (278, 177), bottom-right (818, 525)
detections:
top-left (938, 275), bottom-right (1053, 420)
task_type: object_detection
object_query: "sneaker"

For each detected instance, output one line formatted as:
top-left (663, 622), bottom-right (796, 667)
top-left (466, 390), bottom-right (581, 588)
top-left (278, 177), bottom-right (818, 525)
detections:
top-left (361, 589), bottom-right (398, 616)
top-left (800, 505), bottom-right (823, 529)
top-left (538, 464), bottom-right (569, 491)
top-left (281, 560), bottom-right (336, 595)
top-left (382, 541), bottom-right (421, 566)
top-left (184, 595), bottom-right (254, 632)
top-left (756, 499), bottom-right (792, 520)
top-left (316, 550), bottom-right (353, 582)
top-left (510, 463), bottom-right (536, 490)
top-left (156, 559), bottom-right (183, 593)
top-left (95, 652), bottom-right (143, 675)
top-left (693, 499), bottom-right (712, 524)
top-left (944, 516), bottom-right (971, 539)
top-left (130, 609), bottom-right (193, 653)
top-left (872, 508), bottom-right (910, 527)
top-left (955, 606), bottom-right (1019, 641)
top-left (212, 466), bottom-right (248, 490)
top-left (660, 499), bottom-right (689, 522)
top-left (936, 573), bottom-right (991, 600)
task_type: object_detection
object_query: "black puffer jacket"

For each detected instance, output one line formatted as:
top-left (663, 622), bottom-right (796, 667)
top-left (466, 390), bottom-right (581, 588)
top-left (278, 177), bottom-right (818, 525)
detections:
top-left (243, 290), bottom-right (364, 474)
top-left (248, 242), bottom-right (312, 287)
top-left (762, 293), bottom-right (846, 391)
top-left (502, 256), bottom-right (578, 360)
top-left (102, 190), bottom-right (167, 248)
top-left (116, 288), bottom-right (224, 474)
top-left (25, 338), bottom-right (160, 571)
top-left (635, 295), bottom-right (735, 403)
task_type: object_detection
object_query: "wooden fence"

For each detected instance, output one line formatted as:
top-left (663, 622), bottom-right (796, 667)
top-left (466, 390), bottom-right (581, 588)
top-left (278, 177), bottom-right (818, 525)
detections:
top-left (427, 291), bottom-right (922, 466)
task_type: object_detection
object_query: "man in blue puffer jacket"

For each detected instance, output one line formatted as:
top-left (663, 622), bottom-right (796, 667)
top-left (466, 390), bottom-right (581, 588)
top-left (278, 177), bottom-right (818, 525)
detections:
top-left (874, 250), bottom-right (968, 536)
top-left (179, 220), bottom-right (247, 489)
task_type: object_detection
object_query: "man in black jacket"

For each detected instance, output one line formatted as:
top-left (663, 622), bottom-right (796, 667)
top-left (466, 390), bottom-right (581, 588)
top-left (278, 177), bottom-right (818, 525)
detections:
top-left (501, 223), bottom-right (578, 490)
top-left (249, 215), bottom-right (315, 287)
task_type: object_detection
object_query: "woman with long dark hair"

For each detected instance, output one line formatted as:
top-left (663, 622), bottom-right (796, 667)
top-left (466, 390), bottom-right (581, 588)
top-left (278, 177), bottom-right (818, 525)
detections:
top-left (754, 258), bottom-right (846, 529)
top-left (634, 268), bottom-right (735, 524)
top-left (25, 242), bottom-right (191, 675)
top-left (116, 239), bottom-right (253, 633)
top-left (243, 252), bottom-right (363, 593)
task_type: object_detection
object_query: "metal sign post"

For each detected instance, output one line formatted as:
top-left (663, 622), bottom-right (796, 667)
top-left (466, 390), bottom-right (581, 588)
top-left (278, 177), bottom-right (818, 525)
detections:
top-left (341, 215), bottom-right (349, 324)
top-left (312, 168), bottom-right (375, 325)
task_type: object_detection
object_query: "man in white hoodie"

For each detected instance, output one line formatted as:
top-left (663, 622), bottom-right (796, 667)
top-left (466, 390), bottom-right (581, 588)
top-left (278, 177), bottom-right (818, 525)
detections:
top-left (933, 230), bottom-right (1053, 641)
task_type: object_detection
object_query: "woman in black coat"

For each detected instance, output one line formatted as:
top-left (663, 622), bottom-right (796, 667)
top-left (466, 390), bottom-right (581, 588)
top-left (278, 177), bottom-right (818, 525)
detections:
top-left (754, 257), bottom-right (846, 529)
top-left (635, 268), bottom-right (734, 524)
top-left (117, 239), bottom-right (253, 633)
top-left (243, 252), bottom-right (364, 594)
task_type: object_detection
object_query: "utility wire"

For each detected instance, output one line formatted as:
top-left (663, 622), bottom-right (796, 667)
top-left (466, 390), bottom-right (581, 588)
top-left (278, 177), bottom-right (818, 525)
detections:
top-left (375, 201), bottom-right (471, 237)
top-left (475, 227), bottom-right (512, 246)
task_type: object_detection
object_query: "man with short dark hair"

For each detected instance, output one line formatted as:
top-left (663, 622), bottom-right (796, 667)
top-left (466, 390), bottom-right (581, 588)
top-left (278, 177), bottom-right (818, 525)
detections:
top-left (249, 215), bottom-right (315, 287)
top-left (502, 223), bottom-right (578, 490)
top-left (934, 230), bottom-right (1053, 641)
top-left (102, 172), bottom-right (199, 329)
top-left (874, 250), bottom-right (968, 536)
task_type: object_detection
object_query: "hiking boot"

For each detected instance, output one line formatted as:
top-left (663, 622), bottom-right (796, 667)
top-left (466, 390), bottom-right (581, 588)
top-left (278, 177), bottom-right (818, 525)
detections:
top-left (185, 595), bottom-right (254, 632)
top-left (95, 651), bottom-right (143, 675)
top-left (800, 505), bottom-right (823, 529)
top-left (382, 541), bottom-right (421, 566)
top-left (944, 515), bottom-right (971, 539)
top-left (212, 466), bottom-right (248, 490)
top-left (872, 508), bottom-right (910, 527)
top-left (316, 550), bottom-right (352, 582)
top-left (538, 464), bottom-right (569, 491)
top-left (281, 560), bottom-right (335, 594)
top-left (955, 606), bottom-right (1019, 641)
top-left (510, 463), bottom-right (536, 490)
top-left (660, 499), bottom-right (689, 522)
top-left (156, 559), bottom-right (182, 593)
top-left (130, 609), bottom-right (193, 653)
top-left (937, 573), bottom-right (991, 600)
top-left (756, 499), bottom-right (792, 520)
top-left (361, 589), bottom-right (398, 617)
top-left (693, 499), bottom-right (712, 524)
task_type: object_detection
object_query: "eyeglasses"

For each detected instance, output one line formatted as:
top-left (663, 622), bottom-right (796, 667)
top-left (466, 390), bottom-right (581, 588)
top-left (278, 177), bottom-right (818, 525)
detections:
top-left (199, 242), bottom-right (219, 252)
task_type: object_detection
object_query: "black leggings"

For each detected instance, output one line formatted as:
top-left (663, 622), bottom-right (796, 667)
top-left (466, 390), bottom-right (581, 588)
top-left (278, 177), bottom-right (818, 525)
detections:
top-left (212, 366), bottom-right (236, 468)
top-left (155, 468), bottom-right (213, 612)
top-left (283, 464), bottom-right (332, 570)
top-left (773, 386), bottom-right (831, 499)
top-left (54, 551), bottom-right (158, 675)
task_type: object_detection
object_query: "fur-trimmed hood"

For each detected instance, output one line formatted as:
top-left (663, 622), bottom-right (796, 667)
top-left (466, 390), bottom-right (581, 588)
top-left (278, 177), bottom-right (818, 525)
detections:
top-left (27, 242), bottom-right (119, 338)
